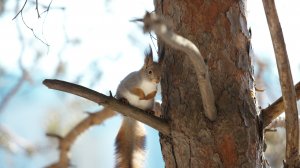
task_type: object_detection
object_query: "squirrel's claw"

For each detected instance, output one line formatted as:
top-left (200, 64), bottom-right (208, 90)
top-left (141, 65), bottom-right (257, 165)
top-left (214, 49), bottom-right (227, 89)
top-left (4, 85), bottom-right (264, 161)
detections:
top-left (118, 98), bottom-right (129, 105)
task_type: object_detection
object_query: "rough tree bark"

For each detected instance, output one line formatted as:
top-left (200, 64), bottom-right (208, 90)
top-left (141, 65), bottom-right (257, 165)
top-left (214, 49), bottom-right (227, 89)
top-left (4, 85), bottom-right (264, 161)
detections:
top-left (155, 0), bottom-right (263, 167)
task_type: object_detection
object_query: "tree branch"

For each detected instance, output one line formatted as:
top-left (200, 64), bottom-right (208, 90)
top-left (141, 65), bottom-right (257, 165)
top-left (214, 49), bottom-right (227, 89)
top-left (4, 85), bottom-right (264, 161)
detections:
top-left (261, 82), bottom-right (300, 128)
top-left (262, 0), bottom-right (299, 165)
top-left (43, 79), bottom-right (170, 135)
top-left (139, 12), bottom-right (217, 121)
top-left (265, 117), bottom-right (286, 131)
top-left (46, 109), bottom-right (117, 168)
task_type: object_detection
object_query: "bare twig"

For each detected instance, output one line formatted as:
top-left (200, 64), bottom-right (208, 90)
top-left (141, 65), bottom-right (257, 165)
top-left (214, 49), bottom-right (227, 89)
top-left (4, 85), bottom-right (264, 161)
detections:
top-left (13, 0), bottom-right (58, 19)
top-left (43, 79), bottom-right (170, 135)
top-left (46, 108), bottom-right (117, 168)
top-left (261, 82), bottom-right (300, 128)
top-left (20, 12), bottom-right (49, 46)
top-left (149, 32), bottom-right (158, 52)
top-left (13, 0), bottom-right (50, 46)
top-left (139, 12), bottom-right (217, 121)
top-left (262, 0), bottom-right (299, 165)
top-left (29, 0), bottom-right (63, 16)
top-left (12, 0), bottom-right (28, 20)
top-left (45, 0), bottom-right (53, 10)
top-left (35, 0), bottom-right (40, 18)
top-left (46, 133), bottom-right (63, 140)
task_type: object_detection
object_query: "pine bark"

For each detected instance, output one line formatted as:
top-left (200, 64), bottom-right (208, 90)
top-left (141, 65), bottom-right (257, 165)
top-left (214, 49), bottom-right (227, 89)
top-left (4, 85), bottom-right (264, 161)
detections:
top-left (155, 0), bottom-right (263, 167)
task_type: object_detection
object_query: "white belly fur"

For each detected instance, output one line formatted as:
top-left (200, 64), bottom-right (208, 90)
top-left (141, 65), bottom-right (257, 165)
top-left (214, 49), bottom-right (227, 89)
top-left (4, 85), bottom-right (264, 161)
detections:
top-left (140, 80), bottom-right (157, 95)
top-left (122, 91), bottom-right (153, 110)
top-left (121, 80), bottom-right (157, 110)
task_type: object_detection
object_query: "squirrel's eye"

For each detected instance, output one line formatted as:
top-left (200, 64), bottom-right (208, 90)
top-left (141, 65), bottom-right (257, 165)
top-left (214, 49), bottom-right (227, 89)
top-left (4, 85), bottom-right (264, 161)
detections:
top-left (148, 70), bottom-right (152, 74)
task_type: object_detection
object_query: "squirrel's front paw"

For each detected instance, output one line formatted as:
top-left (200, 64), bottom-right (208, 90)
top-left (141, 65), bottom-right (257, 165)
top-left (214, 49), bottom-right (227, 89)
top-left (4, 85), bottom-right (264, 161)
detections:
top-left (118, 98), bottom-right (129, 105)
top-left (145, 109), bottom-right (155, 115)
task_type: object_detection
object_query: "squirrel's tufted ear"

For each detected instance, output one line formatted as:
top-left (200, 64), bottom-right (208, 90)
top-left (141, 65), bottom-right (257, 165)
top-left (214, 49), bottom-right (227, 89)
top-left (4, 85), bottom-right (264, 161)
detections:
top-left (144, 45), bottom-right (153, 65)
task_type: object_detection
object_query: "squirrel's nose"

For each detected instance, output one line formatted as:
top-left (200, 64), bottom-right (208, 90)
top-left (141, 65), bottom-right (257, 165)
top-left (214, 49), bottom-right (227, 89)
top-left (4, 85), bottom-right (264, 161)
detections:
top-left (152, 79), bottom-right (160, 83)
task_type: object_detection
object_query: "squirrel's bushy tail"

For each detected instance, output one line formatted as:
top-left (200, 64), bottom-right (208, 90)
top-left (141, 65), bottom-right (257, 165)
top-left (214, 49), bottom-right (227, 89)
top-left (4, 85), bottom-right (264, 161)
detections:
top-left (115, 117), bottom-right (146, 168)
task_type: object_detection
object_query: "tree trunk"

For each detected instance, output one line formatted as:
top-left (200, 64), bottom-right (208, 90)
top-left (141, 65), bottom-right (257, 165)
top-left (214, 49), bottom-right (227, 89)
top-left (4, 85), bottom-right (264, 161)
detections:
top-left (155, 0), bottom-right (263, 167)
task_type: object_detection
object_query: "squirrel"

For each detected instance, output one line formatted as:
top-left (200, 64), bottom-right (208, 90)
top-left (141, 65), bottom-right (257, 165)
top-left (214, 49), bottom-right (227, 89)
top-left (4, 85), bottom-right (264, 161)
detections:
top-left (93, 46), bottom-right (163, 168)
top-left (114, 47), bottom-right (163, 168)
top-left (94, 47), bottom-right (164, 168)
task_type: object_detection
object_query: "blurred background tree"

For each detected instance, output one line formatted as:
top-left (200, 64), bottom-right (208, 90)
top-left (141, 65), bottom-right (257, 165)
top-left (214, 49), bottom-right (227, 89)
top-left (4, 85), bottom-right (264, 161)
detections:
top-left (0, 0), bottom-right (299, 168)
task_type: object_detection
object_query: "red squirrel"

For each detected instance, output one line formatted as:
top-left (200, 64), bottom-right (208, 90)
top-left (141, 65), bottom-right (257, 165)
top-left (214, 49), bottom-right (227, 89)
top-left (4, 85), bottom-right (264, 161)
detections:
top-left (99, 47), bottom-right (163, 168)
top-left (114, 47), bottom-right (163, 168)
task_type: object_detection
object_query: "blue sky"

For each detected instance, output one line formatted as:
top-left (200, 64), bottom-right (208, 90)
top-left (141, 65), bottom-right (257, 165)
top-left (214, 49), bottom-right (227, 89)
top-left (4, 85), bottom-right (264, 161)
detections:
top-left (0, 0), bottom-right (299, 168)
